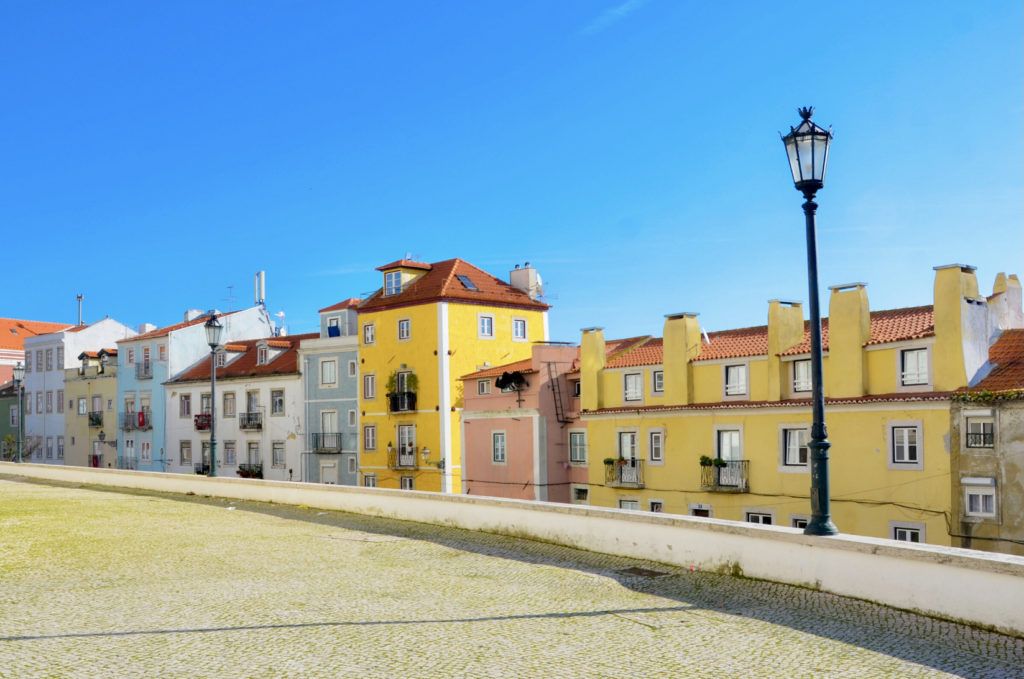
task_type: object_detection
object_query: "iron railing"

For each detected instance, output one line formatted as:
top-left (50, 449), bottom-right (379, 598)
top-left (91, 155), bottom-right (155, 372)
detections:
top-left (311, 432), bottom-right (358, 452)
top-left (700, 460), bottom-right (750, 492)
top-left (194, 414), bottom-right (212, 431)
top-left (238, 463), bottom-right (263, 478)
top-left (604, 459), bottom-right (645, 488)
top-left (194, 462), bottom-right (210, 475)
top-left (88, 411), bottom-right (103, 427)
top-left (387, 392), bottom-right (417, 413)
top-left (388, 447), bottom-right (419, 469)
top-left (239, 412), bottom-right (263, 430)
top-left (966, 432), bottom-right (994, 448)
top-left (118, 456), bottom-right (138, 470)
top-left (135, 362), bottom-right (153, 379)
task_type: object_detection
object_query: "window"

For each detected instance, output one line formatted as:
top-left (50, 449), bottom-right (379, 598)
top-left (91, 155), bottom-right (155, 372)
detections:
top-left (963, 479), bottom-right (997, 518)
top-left (652, 370), bottom-right (664, 394)
top-left (56, 347), bottom-right (64, 370)
top-left (36, 393), bottom-right (42, 414)
top-left (512, 318), bottom-right (527, 341)
top-left (783, 428), bottom-right (809, 467)
top-left (363, 474), bottom-right (377, 488)
top-left (477, 380), bottom-right (491, 395)
top-left (107, 399), bottom-right (113, 410)
top-left (619, 431), bottom-right (637, 459)
top-left (793, 360), bottom-right (811, 393)
top-left (127, 348), bottom-right (135, 364)
top-left (791, 516), bottom-right (810, 529)
top-left (257, 347), bottom-right (269, 365)
top-left (46, 437), bottom-right (53, 459)
top-left (320, 359), bottom-right (337, 386)
top-left (180, 394), bottom-right (191, 417)
top-left (223, 392), bottom-right (236, 417)
top-left (347, 410), bottom-right (356, 426)
top-left (384, 271), bottom-right (402, 296)
top-left (901, 348), bottom-right (929, 386)
top-left (965, 417), bottom-right (994, 448)
top-left (890, 523), bottom-right (924, 543)
top-left (348, 360), bottom-right (357, 377)
top-left (215, 351), bottom-right (226, 368)
top-left (199, 393), bottom-right (212, 415)
top-left (271, 389), bottom-right (284, 415)
top-left (618, 500), bottom-right (640, 511)
top-left (158, 345), bottom-right (167, 361)
top-left (272, 441), bottom-right (286, 467)
top-left (571, 486), bottom-right (589, 504)
top-left (56, 390), bottom-right (64, 413)
top-left (400, 476), bottom-right (415, 490)
top-left (891, 425), bottom-right (920, 466)
top-left (716, 428), bottom-right (741, 461)
top-left (572, 380), bottom-right (581, 397)
top-left (9, 405), bottom-right (17, 427)
top-left (690, 505), bottom-right (711, 518)
top-left (623, 373), bottom-right (642, 401)
top-left (363, 374), bottom-right (376, 400)
top-left (397, 318), bottom-right (411, 341)
top-left (649, 500), bottom-right (664, 513)
top-left (456, 274), bottom-right (478, 291)
top-left (492, 432), bottom-right (506, 463)
top-left (363, 424), bottom-right (377, 451)
top-left (246, 442), bottom-right (260, 464)
top-left (724, 364), bottom-right (747, 396)
top-left (569, 431), bottom-right (587, 463)
top-left (25, 352), bottom-right (31, 373)
top-left (91, 395), bottom-right (102, 414)
top-left (141, 441), bottom-right (151, 462)
top-left (45, 391), bottom-right (53, 413)
top-left (45, 349), bottom-right (53, 371)
top-left (347, 457), bottom-right (357, 474)
top-left (478, 314), bottom-right (494, 339)
top-left (180, 441), bottom-right (192, 464)
top-left (746, 512), bottom-right (773, 525)
top-left (649, 430), bottom-right (664, 463)
top-left (363, 323), bottom-right (375, 345)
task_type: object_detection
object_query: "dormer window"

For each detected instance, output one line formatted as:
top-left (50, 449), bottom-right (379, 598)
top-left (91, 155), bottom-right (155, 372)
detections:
top-left (384, 271), bottom-right (402, 296)
top-left (257, 346), bottom-right (269, 365)
top-left (724, 364), bottom-right (747, 396)
top-left (900, 349), bottom-right (928, 386)
top-left (215, 351), bottom-right (226, 368)
top-left (793, 359), bottom-right (811, 393)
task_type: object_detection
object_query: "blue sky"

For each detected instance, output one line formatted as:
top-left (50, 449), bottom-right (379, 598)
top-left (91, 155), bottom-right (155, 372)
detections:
top-left (2, 2), bottom-right (1021, 342)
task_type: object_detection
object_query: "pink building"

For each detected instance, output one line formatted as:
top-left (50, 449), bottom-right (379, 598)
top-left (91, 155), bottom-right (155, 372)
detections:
top-left (460, 337), bottom-right (648, 504)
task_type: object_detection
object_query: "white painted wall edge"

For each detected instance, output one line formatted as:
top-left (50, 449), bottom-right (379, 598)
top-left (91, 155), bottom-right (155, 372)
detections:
top-left (3, 461), bottom-right (1022, 638)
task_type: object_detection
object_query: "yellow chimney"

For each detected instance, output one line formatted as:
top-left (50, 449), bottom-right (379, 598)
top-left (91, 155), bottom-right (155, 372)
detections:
top-left (766, 300), bottom-right (805, 400)
top-left (662, 313), bottom-right (701, 405)
top-left (933, 264), bottom-right (979, 390)
top-left (580, 328), bottom-right (606, 411)
top-left (827, 283), bottom-right (870, 397)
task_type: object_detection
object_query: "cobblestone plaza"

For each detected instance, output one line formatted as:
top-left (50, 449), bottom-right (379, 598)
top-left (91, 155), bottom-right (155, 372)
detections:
top-left (1, 478), bottom-right (1022, 678)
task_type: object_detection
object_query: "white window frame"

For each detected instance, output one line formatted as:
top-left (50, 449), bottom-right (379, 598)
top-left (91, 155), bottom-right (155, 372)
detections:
top-left (223, 440), bottom-right (236, 465)
top-left (723, 363), bottom-right (748, 398)
top-left (714, 424), bottom-right (743, 461)
top-left (572, 380), bottom-right (581, 397)
top-left (363, 323), bottom-right (375, 345)
top-left (384, 271), bottom-right (402, 296)
top-left (363, 424), bottom-right (377, 451)
top-left (347, 409), bottom-right (357, 427)
top-left (397, 318), bottom-right (411, 342)
top-left (271, 389), bottom-right (285, 416)
top-left (511, 317), bottom-right (528, 342)
top-left (348, 360), bottom-right (357, 377)
top-left (887, 420), bottom-right (923, 470)
top-left (56, 389), bottom-right (64, 413)
top-left (272, 441), bottom-right (286, 468)
top-left (745, 511), bottom-right (774, 525)
top-left (363, 473), bottom-right (377, 488)
top-left (223, 392), bottom-right (236, 417)
top-left (570, 484), bottom-right (589, 505)
top-left (618, 499), bottom-right (640, 511)
top-left (320, 359), bottom-right (337, 386)
top-left (792, 359), bottom-right (811, 394)
top-left (568, 430), bottom-right (587, 464)
top-left (477, 379), bottom-right (491, 395)
top-left (180, 440), bottom-right (192, 465)
top-left (400, 476), bottom-right (414, 491)
top-left (363, 374), bottom-right (376, 400)
top-left (790, 514), bottom-right (810, 529)
top-left (965, 415), bottom-right (994, 449)
top-left (618, 431), bottom-right (637, 459)
top-left (648, 429), bottom-right (664, 464)
top-left (652, 370), bottom-right (664, 394)
top-left (623, 372), bottom-right (642, 402)
top-left (492, 431), bottom-right (506, 464)
top-left (180, 394), bottom-right (192, 418)
top-left (963, 478), bottom-right (997, 518)
top-left (890, 521), bottom-right (926, 543)
top-left (778, 425), bottom-right (810, 471)
top-left (477, 313), bottom-right (495, 339)
top-left (649, 500), bottom-right (664, 513)
top-left (899, 347), bottom-right (930, 387)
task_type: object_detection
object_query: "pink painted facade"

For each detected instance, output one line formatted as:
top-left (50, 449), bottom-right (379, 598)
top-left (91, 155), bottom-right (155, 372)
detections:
top-left (460, 344), bottom-right (588, 503)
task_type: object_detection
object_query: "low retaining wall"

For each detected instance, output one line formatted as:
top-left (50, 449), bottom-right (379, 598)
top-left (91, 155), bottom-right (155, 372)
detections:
top-left (5, 462), bottom-right (1024, 637)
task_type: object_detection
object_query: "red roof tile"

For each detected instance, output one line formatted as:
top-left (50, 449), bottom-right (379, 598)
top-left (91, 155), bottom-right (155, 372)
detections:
top-left (119, 310), bottom-right (244, 343)
top-left (318, 298), bottom-right (362, 313)
top-left (782, 305), bottom-right (934, 356)
top-left (0, 318), bottom-right (73, 351)
top-left (605, 338), bottom-right (664, 368)
top-left (960, 329), bottom-right (1023, 393)
top-left (375, 259), bottom-right (432, 272)
top-left (586, 391), bottom-right (954, 414)
top-left (359, 258), bottom-right (549, 312)
top-left (461, 358), bottom-right (535, 380)
top-left (169, 333), bottom-right (318, 383)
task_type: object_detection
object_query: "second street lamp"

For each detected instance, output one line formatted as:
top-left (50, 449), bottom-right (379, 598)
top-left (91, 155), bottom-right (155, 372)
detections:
top-left (205, 314), bottom-right (224, 477)
top-left (782, 106), bottom-right (839, 536)
top-left (13, 361), bottom-right (24, 463)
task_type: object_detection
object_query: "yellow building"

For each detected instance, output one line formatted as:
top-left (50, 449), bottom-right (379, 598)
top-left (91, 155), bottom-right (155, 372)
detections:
top-left (357, 259), bottom-right (549, 492)
top-left (63, 349), bottom-right (119, 468)
top-left (580, 265), bottom-right (1022, 546)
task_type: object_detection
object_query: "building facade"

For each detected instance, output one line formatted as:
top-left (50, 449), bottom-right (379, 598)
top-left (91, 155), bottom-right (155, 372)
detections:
top-left (0, 317), bottom-right (71, 384)
top-left (357, 259), bottom-right (549, 492)
top-left (64, 349), bottom-right (119, 468)
top-left (298, 299), bottom-right (361, 485)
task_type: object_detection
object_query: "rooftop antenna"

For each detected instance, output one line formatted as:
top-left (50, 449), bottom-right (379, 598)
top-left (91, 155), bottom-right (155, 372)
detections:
top-left (223, 285), bottom-right (235, 312)
top-left (254, 271), bottom-right (266, 306)
top-left (76, 294), bottom-right (84, 326)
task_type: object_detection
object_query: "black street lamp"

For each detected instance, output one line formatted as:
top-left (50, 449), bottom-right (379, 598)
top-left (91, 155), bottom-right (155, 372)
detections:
top-left (12, 361), bottom-right (24, 463)
top-left (205, 314), bottom-right (224, 477)
top-left (782, 107), bottom-right (839, 536)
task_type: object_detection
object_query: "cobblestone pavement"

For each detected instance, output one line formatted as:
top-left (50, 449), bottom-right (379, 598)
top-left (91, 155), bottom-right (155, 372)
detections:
top-left (1, 479), bottom-right (1022, 679)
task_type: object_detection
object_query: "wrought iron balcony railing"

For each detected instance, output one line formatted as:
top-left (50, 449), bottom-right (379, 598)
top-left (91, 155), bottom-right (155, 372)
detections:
top-left (387, 391), bottom-right (417, 413)
top-left (118, 456), bottom-right (138, 470)
top-left (604, 459), bottom-right (645, 488)
top-left (194, 413), bottom-right (212, 431)
top-left (135, 362), bottom-right (153, 379)
top-left (237, 462), bottom-right (263, 479)
top-left (966, 432), bottom-right (994, 448)
top-left (88, 411), bottom-right (103, 427)
top-left (311, 432), bottom-right (358, 453)
top-left (388, 447), bottom-right (419, 469)
top-left (239, 412), bottom-right (263, 430)
top-left (700, 460), bottom-right (750, 492)
top-left (194, 462), bottom-right (210, 475)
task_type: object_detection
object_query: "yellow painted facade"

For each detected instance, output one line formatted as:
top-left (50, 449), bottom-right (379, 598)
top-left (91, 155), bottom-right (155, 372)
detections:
top-left (358, 262), bottom-right (548, 492)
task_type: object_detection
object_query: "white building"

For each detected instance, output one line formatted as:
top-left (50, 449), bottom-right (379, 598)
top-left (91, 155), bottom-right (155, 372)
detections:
top-left (23, 318), bottom-right (137, 464)
top-left (164, 334), bottom-right (313, 481)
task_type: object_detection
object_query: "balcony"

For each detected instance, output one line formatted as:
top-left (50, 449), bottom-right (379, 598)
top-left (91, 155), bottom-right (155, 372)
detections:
top-left (120, 412), bottom-right (137, 431)
top-left (88, 411), bottom-right (103, 427)
top-left (193, 462), bottom-right (210, 475)
top-left (135, 362), bottom-right (153, 379)
top-left (605, 459), bottom-right (645, 488)
top-left (388, 446), bottom-right (419, 469)
top-left (194, 414), bottom-right (211, 431)
top-left (700, 460), bottom-right (750, 492)
top-left (387, 391), bottom-right (417, 413)
top-left (966, 432), bottom-right (994, 448)
top-left (239, 412), bottom-right (263, 431)
top-left (237, 463), bottom-right (263, 479)
top-left (117, 456), bottom-right (138, 470)
top-left (311, 432), bottom-right (358, 453)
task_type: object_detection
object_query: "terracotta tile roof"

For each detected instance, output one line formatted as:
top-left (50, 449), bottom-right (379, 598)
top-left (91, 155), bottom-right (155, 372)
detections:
top-left (0, 318), bottom-right (73, 351)
top-left (318, 298), bottom-right (362, 313)
top-left (781, 305), bottom-right (934, 356)
top-left (119, 310), bottom-right (244, 343)
top-left (265, 339), bottom-right (292, 349)
top-left (585, 391), bottom-right (954, 415)
top-left (960, 329), bottom-right (1023, 393)
top-left (223, 343), bottom-right (248, 352)
top-left (169, 333), bottom-right (317, 383)
top-left (605, 338), bottom-right (665, 368)
top-left (461, 358), bottom-right (534, 380)
top-left (99, 348), bottom-right (118, 356)
top-left (66, 324), bottom-right (90, 333)
top-left (359, 258), bottom-right (549, 312)
top-left (375, 259), bottom-right (432, 272)
top-left (463, 337), bottom-right (650, 379)
top-left (78, 351), bottom-right (100, 359)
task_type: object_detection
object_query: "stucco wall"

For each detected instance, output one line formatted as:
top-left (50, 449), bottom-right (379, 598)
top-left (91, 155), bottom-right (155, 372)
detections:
top-left (3, 461), bottom-right (1022, 638)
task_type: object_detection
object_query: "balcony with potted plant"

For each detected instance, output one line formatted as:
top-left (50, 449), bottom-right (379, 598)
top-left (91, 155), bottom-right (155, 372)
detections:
top-left (699, 455), bottom-right (749, 492)
top-left (386, 370), bottom-right (418, 413)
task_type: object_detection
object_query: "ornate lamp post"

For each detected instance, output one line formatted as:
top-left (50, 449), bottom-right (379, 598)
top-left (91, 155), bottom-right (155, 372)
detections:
top-left (12, 362), bottom-right (24, 463)
top-left (204, 314), bottom-right (224, 477)
top-left (782, 107), bottom-right (839, 536)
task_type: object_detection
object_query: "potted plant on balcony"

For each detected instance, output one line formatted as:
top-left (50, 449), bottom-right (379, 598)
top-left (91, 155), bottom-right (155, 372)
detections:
top-left (603, 457), bottom-right (616, 466)
top-left (699, 455), bottom-right (713, 467)
top-left (713, 457), bottom-right (728, 468)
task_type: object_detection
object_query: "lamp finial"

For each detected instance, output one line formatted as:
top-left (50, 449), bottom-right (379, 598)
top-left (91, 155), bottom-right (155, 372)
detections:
top-left (798, 106), bottom-right (814, 121)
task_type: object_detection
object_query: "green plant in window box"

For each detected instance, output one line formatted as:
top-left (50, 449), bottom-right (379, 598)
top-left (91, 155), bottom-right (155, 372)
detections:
top-left (603, 457), bottom-right (616, 466)
top-left (386, 370), bottom-right (419, 394)
top-left (699, 455), bottom-right (713, 467)
top-left (713, 458), bottom-right (727, 468)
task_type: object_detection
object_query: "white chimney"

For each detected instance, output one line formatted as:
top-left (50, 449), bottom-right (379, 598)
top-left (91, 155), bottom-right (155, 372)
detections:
top-left (255, 271), bottom-right (266, 306)
top-left (184, 309), bottom-right (204, 322)
top-left (510, 263), bottom-right (542, 301)
top-left (138, 323), bottom-right (157, 334)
